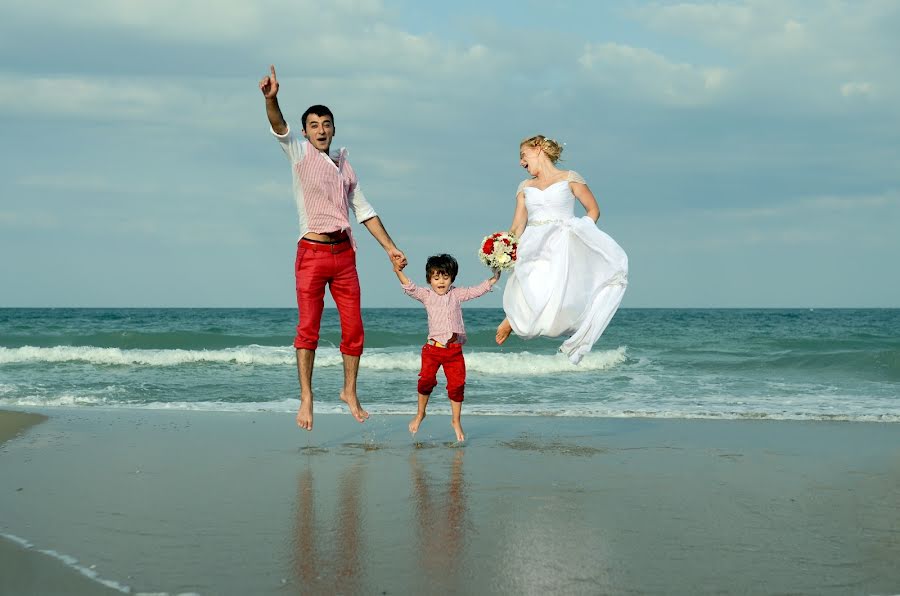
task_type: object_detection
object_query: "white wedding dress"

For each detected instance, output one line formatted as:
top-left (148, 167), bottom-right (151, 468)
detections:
top-left (503, 171), bottom-right (628, 364)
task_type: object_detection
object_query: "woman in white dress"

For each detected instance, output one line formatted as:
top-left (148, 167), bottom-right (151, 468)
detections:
top-left (495, 135), bottom-right (628, 364)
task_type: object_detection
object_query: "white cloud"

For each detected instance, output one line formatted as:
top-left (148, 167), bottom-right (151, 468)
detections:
top-left (0, 0), bottom-right (382, 43)
top-left (0, 19), bottom-right (504, 129)
top-left (17, 174), bottom-right (136, 193)
top-left (635, 1), bottom-right (814, 53)
top-left (632, 0), bottom-right (900, 105)
top-left (1, 0), bottom-right (497, 82)
top-left (707, 191), bottom-right (900, 220)
top-left (0, 72), bottom-right (295, 134)
top-left (0, 74), bottom-right (189, 120)
top-left (578, 42), bottom-right (728, 106)
top-left (840, 81), bottom-right (875, 98)
top-left (0, 210), bottom-right (61, 229)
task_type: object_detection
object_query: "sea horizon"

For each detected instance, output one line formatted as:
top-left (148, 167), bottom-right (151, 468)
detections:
top-left (2, 306), bottom-right (898, 309)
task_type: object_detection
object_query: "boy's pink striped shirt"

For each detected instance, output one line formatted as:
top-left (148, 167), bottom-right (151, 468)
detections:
top-left (402, 280), bottom-right (493, 345)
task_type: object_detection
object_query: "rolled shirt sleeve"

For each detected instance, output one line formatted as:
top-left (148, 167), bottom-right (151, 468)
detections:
top-left (349, 184), bottom-right (377, 223)
top-left (271, 125), bottom-right (307, 162)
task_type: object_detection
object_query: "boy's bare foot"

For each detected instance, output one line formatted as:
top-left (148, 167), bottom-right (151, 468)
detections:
top-left (496, 318), bottom-right (513, 345)
top-left (451, 419), bottom-right (465, 442)
top-left (340, 391), bottom-right (369, 423)
top-left (409, 414), bottom-right (425, 435)
top-left (296, 397), bottom-right (313, 431)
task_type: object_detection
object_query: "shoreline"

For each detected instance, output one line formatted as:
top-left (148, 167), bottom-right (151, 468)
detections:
top-left (2, 407), bottom-right (899, 595)
top-left (3, 403), bottom-right (897, 423)
top-left (0, 409), bottom-right (46, 446)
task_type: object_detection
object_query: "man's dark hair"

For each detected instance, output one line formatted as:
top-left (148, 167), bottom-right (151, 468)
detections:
top-left (301, 104), bottom-right (334, 130)
top-left (425, 254), bottom-right (459, 283)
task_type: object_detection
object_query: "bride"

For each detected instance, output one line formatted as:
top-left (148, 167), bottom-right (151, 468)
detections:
top-left (495, 135), bottom-right (628, 364)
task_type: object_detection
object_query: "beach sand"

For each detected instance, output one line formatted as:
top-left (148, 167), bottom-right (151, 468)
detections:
top-left (1, 410), bottom-right (124, 595)
top-left (1, 407), bottom-right (898, 595)
top-left (0, 409), bottom-right (45, 446)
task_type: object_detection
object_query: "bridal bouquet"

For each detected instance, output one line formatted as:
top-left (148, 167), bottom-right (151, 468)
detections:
top-left (478, 231), bottom-right (518, 270)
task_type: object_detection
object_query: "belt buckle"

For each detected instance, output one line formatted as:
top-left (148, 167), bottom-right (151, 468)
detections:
top-left (330, 237), bottom-right (348, 253)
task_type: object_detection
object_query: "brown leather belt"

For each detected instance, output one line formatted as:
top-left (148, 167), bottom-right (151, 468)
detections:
top-left (299, 235), bottom-right (351, 253)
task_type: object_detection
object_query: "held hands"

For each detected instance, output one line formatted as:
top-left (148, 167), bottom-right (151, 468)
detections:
top-left (391, 251), bottom-right (410, 285)
top-left (259, 65), bottom-right (279, 98)
top-left (389, 248), bottom-right (408, 271)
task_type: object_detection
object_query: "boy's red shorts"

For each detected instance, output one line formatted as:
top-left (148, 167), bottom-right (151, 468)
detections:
top-left (417, 343), bottom-right (466, 402)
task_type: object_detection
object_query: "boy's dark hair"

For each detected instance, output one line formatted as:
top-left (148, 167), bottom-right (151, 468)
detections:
top-left (301, 104), bottom-right (334, 130)
top-left (425, 254), bottom-right (458, 283)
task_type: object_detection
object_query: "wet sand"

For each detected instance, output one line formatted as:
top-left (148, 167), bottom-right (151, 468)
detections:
top-left (1, 409), bottom-right (124, 595)
top-left (0, 409), bottom-right (45, 445)
top-left (1, 407), bottom-right (899, 595)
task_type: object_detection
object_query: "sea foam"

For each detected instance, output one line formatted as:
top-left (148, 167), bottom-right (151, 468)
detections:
top-left (0, 345), bottom-right (627, 375)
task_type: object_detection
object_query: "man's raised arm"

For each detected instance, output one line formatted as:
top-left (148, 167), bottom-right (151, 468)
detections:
top-left (259, 64), bottom-right (287, 135)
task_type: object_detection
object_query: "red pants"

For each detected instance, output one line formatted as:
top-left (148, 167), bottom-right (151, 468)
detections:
top-left (294, 239), bottom-right (364, 356)
top-left (417, 343), bottom-right (466, 402)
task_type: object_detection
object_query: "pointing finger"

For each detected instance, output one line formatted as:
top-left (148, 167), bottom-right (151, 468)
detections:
top-left (270, 64), bottom-right (277, 80)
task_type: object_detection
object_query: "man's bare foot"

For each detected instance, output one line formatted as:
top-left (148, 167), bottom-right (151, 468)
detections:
top-left (296, 398), bottom-right (313, 431)
top-left (409, 414), bottom-right (425, 435)
top-left (340, 391), bottom-right (369, 423)
top-left (451, 420), bottom-right (465, 442)
top-left (496, 318), bottom-right (513, 345)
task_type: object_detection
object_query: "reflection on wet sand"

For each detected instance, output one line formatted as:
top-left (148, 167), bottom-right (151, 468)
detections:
top-left (293, 463), bottom-right (364, 595)
top-left (290, 451), bottom-right (469, 594)
top-left (410, 450), bottom-right (468, 594)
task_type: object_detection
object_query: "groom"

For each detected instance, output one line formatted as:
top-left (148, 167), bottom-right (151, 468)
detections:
top-left (259, 64), bottom-right (407, 431)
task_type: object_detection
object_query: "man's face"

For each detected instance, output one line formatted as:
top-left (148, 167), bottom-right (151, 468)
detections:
top-left (303, 114), bottom-right (335, 153)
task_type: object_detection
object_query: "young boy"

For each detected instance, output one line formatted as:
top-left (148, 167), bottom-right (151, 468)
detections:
top-left (393, 254), bottom-right (500, 441)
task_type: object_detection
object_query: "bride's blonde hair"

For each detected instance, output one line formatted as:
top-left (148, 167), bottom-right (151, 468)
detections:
top-left (520, 135), bottom-right (563, 163)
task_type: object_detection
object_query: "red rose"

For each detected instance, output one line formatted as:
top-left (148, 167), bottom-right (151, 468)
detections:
top-left (511, 246), bottom-right (518, 260)
top-left (482, 239), bottom-right (495, 254)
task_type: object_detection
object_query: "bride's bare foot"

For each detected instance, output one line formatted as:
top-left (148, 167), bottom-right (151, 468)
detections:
top-left (409, 413), bottom-right (425, 435)
top-left (451, 419), bottom-right (465, 442)
top-left (496, 318), bottom-right (513, 345)
top-left (340, 391), bottom-right (369, 423)
top-left (296, 397), bottom-right (313, 431)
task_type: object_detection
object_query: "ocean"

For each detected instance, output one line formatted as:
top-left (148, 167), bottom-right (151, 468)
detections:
top-left (1, 308), bottom-right (898, 421)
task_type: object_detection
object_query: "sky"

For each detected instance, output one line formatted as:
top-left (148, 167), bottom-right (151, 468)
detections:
top-left (1, 0), bottom-right (898, 308)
